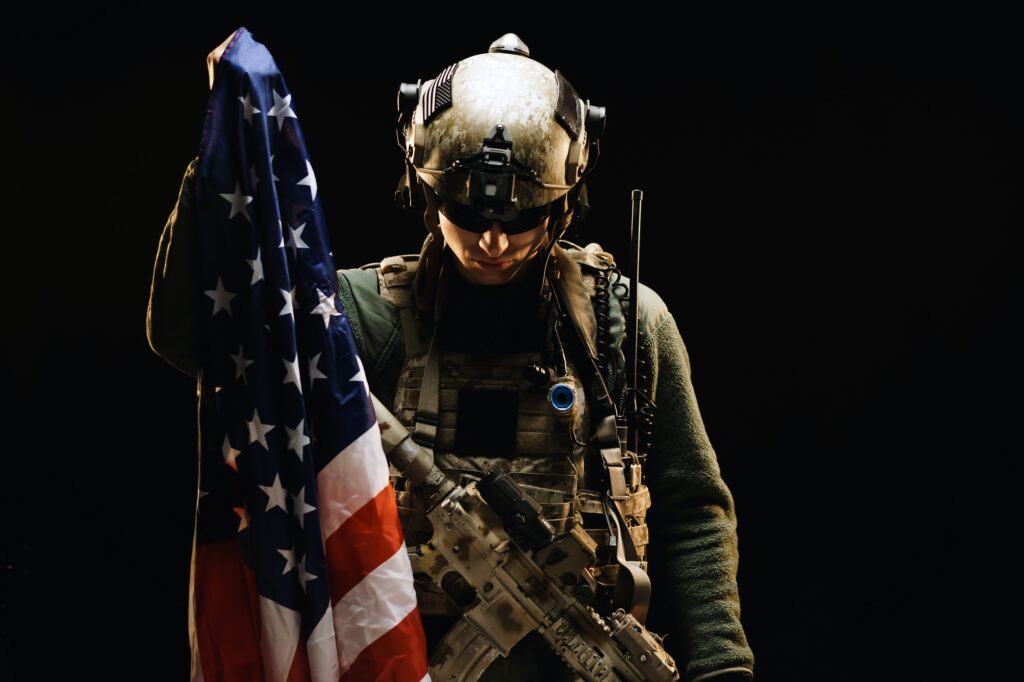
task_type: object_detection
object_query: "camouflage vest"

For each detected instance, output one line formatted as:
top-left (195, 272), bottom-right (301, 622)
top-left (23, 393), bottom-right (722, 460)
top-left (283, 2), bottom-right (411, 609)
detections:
top-left (359, 241), bottom-right (651, 618)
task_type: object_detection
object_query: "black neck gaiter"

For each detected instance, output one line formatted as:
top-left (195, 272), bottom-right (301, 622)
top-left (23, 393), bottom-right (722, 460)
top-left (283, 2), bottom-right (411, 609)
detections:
top-left (436, 249), bottom-right (549, 354)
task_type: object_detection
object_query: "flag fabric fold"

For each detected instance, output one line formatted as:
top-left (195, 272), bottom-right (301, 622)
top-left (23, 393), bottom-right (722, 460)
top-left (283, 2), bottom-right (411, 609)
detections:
top-left (187, 26), bottom-right (429, 682)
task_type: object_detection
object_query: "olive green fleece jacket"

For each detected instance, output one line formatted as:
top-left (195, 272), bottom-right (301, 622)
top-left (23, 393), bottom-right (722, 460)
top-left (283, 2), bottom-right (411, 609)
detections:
top-left (147, 157), bottom-right (755, 681)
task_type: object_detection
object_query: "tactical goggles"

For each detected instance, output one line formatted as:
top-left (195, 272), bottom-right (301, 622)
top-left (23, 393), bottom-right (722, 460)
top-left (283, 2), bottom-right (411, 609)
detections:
top-left (438, 198), bottom-right (552, 235)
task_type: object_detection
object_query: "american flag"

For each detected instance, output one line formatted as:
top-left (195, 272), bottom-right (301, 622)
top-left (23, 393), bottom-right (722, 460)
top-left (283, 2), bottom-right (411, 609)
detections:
top-left (188, 26), bottom-right (429, 681)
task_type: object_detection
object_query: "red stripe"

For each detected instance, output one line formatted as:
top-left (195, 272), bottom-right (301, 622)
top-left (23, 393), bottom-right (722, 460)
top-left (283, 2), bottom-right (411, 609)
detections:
top-left (286, 636), bottom-right (313, 682)
top-left (324, 483), bottom-right (407, 604)
top-left (194, 540), bottom-right (266, 681)
top-left (339, 607), bottom-right (429, 682)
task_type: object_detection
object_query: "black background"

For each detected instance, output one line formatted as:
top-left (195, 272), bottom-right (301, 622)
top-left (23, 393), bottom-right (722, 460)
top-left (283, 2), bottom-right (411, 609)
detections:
top-left (3, 6), bottom-right (1020, 681)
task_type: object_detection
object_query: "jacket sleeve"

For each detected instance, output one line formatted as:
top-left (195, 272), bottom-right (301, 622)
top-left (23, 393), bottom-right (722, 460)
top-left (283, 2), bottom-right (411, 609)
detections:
top-left (146, 155), bottom-right (202, 380)
top-left (640, 298), bottom-right (755, 681)
top-left (335, 267), bottom-right (406, 411)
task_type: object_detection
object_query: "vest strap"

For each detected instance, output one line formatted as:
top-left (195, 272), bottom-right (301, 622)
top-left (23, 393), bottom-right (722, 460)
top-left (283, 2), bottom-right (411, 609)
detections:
top-left (596, 414), bottom-right (631, 505)
top-left (552, 243), bottom-right (599, 362)
top-left (378, 255), bottom-right (427, 358)
top-left (413, 324), bottom-right (441, 449)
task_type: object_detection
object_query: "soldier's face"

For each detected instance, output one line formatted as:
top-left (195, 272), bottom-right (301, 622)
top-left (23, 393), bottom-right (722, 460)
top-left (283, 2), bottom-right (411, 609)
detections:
top-left (438, 212), bottom-right (550, 286)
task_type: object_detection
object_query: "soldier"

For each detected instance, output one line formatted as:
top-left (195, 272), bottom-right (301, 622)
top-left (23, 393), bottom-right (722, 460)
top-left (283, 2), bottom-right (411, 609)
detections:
top-left (148, 32), bottom-right (754, 682)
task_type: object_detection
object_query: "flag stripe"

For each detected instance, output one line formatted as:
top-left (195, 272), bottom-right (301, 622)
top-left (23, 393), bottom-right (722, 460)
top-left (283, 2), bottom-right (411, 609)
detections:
top-left (339, 608), bottom-right (430, 682)
top-left (305, 606), bottom-right (341, 682)
top-left (285, 627), bottom-right (312, 682)
top-left (259, 596), bottom-right (303, 682)
top-left (317, 422), bottom-right (391, 538)
top-left (191, 648), bottom-right (206, 682)
top-left (324, 483), bottom-right (407, 601)
top-left (194, 541), bottom-right (266, 681)
top-left (333, 542), bottom-right (422, 674)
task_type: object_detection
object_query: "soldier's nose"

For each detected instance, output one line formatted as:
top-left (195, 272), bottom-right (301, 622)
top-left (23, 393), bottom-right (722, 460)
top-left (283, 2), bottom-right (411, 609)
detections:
top-left (479, 223), bottom-right (508, 257)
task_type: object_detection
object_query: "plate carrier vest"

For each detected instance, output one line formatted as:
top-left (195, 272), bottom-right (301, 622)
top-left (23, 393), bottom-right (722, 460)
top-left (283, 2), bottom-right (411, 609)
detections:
top-left (358, 240), bottom-right (653, 619)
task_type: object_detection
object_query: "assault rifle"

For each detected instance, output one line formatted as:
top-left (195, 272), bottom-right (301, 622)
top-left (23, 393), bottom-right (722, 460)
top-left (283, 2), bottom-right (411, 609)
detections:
top-left (372, 393), bottom-right (679, 682)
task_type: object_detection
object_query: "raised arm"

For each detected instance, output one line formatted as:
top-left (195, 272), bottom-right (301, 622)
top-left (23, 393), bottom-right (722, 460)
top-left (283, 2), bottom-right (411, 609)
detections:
top-left (146, 156), bottom-right (201, 380)
top-left (146, 33), bottom-right (237, 379)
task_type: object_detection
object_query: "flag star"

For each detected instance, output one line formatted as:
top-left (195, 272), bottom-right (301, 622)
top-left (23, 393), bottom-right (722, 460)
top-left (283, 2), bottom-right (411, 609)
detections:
top-left (311, 288), bottom-right (341, 329)
top-left (282, 354), bottom-right (302, 392)
top-left (298, 555), bottom-right (318, 592)
top-left (204, 277), bottom-right (236, 317)
top-left (233, 505), bottom-right (250, 532)
top-left (237, 91), bottom-right (261, 125)
top-left (229, 343), bottom-right (255, 384)
top-left (199, 489), bottom-right (209, 499)
top-left (259, 474), bottom-right (289, 513)
top-left (247, 409), bottom-right (275, 451)
top-left (297, 159), bottom-right (318, 201)
top-left (270, 154), bottom-right (280, 183)
top-left (285, 419), bottom-right (311, 460)
top-left (245, 247), bottom-right (265, 285)
top-left (286, 222), bottom-right (309, 255)
top-left (277, 546), bottom-right (297, 575)
top-left (222, 434), bottom-right (242, 472)
top-left (267, 89), bottom-right (297, 131)
top-left (308, 352), bottom-right (328, 386)
top-left (219, 181), bottom-right (253, 221)
top-left (350, 355), bottom-right (370, 397)
top-left (279, 287), bottom-right (295, 320)
top-left (291, 486), bottom-right (316, 530)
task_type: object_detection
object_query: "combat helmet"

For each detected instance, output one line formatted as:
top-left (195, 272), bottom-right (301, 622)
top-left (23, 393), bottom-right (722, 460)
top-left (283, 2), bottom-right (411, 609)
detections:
top-left (394, 33), bottom-right (606, 240)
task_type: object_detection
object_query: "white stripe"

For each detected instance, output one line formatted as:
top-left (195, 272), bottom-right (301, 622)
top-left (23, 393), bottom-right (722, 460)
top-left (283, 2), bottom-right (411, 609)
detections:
top-left (259, 596), bottom-right (302, 682)
top-left (334, 542), bottom-right (419, 675)
top-left (188, 500), bottom-right (206, 682)
top-left (317, 422), bottom-right (389, 537)
top-left (308, 605), bottom-right (341, 682)
top-left (190, 644), bottom-right (205, 682)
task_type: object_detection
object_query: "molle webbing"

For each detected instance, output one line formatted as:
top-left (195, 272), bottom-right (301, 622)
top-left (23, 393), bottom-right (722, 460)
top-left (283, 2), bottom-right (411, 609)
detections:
top-left (371, 246), bottom-right (651, 617)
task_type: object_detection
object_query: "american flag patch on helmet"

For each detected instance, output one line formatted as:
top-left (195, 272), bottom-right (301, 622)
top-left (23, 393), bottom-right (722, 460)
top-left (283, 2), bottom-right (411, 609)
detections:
top-left (423, 61), bottom-right (460, 124)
